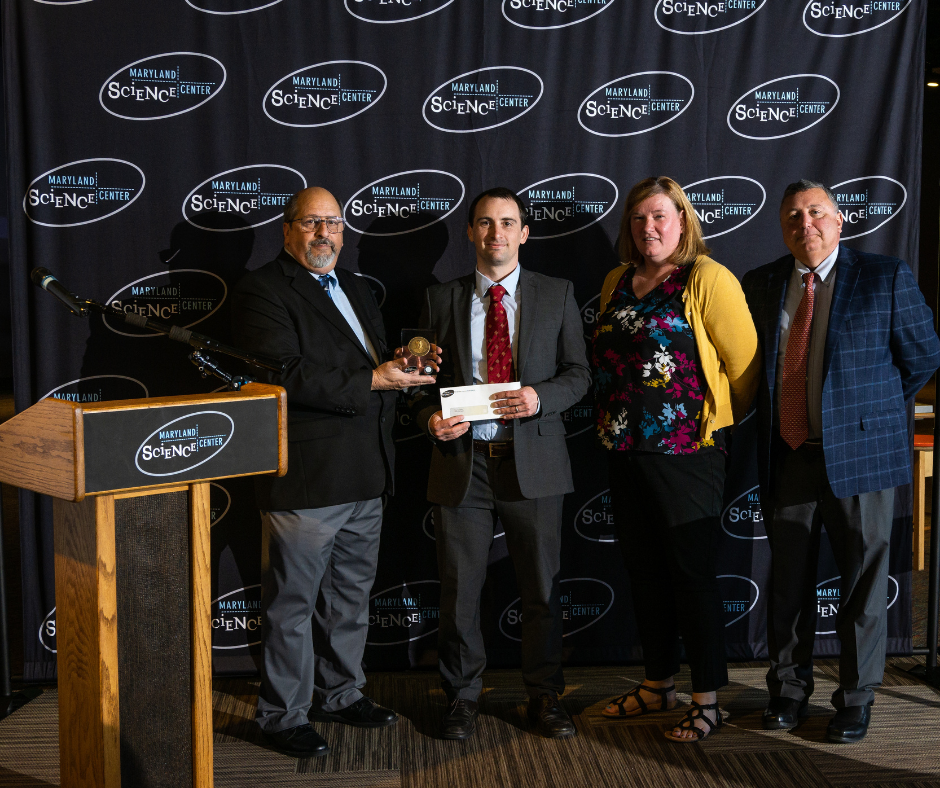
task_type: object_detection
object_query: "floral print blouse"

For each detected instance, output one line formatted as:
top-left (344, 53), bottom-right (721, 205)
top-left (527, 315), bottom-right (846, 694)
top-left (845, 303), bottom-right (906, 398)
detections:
top-left (592, 264), bottom-right (725, 455)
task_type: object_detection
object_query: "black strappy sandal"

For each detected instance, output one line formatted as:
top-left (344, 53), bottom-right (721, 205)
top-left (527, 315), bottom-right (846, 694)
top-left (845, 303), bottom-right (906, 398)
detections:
top-left (602, 683), bottom-right (677, 718)
top-left (664, 700), bottom-right (723, 742)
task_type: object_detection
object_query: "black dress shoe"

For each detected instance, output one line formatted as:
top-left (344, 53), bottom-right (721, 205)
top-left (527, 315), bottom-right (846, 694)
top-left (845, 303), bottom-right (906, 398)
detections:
top-left (441, 698), bottom-right (479, 740)
top-left (308, 696), bottom-right (398, 728)
top-left (826, 703), bottom-right (872, 743)
top-left (762, 696), bottom-right (809, 730)
top-left (527, 694), bottom-right (576, 739)
top-left (264, 724), bottom-right (330, 758)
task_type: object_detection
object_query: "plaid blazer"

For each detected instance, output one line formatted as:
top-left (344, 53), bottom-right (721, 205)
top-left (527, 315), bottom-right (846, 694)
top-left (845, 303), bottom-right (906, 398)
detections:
top-left (741, 245), bottom-right (940, 500)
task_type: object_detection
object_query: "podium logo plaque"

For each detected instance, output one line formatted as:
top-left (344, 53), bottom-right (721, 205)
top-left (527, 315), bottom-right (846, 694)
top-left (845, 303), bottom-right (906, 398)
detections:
top-left (83, 396), bottom-right (279, 493)
top-left (135, 411), bottom-right (235, 477)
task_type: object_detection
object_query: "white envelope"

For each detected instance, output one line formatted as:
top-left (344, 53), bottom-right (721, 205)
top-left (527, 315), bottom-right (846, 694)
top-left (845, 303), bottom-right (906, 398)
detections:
top-left (439, 382), bottom-right (522, 422)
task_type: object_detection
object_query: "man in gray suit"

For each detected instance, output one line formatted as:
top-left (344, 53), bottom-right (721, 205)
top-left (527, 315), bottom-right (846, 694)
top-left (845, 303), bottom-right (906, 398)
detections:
top-left (415, 187), bottom-right (591, 740)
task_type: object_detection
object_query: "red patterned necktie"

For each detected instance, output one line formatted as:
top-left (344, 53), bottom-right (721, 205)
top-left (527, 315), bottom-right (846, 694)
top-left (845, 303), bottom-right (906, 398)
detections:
top-left (780, 271), bottom-right (816, 450)
top-left (486, 283), bottom-right (514, 385)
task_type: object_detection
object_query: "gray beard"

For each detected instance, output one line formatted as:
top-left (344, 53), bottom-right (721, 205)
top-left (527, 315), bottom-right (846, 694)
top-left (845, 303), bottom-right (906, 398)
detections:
top-left (304, 243), bottom-right (336, 269)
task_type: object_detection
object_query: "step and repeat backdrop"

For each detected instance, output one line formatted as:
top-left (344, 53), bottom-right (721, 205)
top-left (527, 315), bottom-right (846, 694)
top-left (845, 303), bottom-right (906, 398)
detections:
top-left (3, 0), bottom-right (923, 679)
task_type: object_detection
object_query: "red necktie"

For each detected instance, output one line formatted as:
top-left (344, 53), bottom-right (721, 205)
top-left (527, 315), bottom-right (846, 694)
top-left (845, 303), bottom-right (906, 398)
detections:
top-left (780, 271), bottom-right (815, 450)
top-left (486, 284), bottom-right (514, 385)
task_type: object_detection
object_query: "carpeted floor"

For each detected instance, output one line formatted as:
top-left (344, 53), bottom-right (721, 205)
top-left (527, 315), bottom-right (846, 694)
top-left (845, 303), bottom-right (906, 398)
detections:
top-left (1, 660), bottom-right (939, 787)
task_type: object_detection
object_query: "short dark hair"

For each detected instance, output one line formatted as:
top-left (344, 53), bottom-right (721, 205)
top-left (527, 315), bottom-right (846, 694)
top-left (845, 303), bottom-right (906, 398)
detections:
top-left (283, 192), bottom-right (302, 224)
top-left (780, 179), bottom-right (840, 212)
top-left (467, 187), bottom-right (529, 226)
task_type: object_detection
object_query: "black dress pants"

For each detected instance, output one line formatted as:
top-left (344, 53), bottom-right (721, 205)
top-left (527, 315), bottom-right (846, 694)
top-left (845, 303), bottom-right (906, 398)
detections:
top-left (765, 442), bottom-right (895, 708)
top-left (435, 452), bottom-right (565, 702)
top-left (608, 449), bottom-right (728, 693)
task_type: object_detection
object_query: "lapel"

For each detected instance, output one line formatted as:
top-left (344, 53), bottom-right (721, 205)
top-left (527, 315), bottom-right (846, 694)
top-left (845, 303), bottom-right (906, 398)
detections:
top-left (823, 244), bottom-right (859, 378)
top-left (278, 252), bottom-right (375, 367)
top-left (452, 275), bottom-right (474, 386)
top-left (335, 268), bottom-right (382, 366)
top-left (763, 256), bottom-right (792, 396)
top-left (515, 268), bottom-right (538, 380)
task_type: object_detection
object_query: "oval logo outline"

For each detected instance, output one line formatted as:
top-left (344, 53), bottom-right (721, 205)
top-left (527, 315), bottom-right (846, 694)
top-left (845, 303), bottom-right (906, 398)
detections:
top-left (134, 410), bottom-right (234, 477)
top-left (23, 157), bottom-right (146, 228)
top-left (830, 175), bottom-right (907, 241)
top-left (815, 575), bottom-right (898, 635)
top-left (366, 579), bottom-right (442, 646)
top-left (210, 482), bottom-right (232, 527)
top-left (726, 73), bottom-right (840, 141)
top-left (518, 173), bottom-right (619, 239)
top-left (717, 574), bottom-right (760, 626)
top-left (580, 292), bottom-right (601, 343)
top-left (212, 584), bottom-right (261, 649)
top-left (40, 374), bottom-right (150, 403)
top-left (345, 0), bottom-right (455, 23)
top-left (422, 66), bottom-right (544, 134)
top-left (182, 164), bottom-right (307, 232)
top-left (422, 506), bottom-right (503, 540)
top-left (98, 52), bottom-right (227, 121)
top-left (39, 607), bottom-right (56, 653)
top-left (574, 489), bottom-right (617, 543)
top-left (355, 273), bottom-right (387, 308)
top-left (343, 169), bottom-right (466, 236)
top-left (802, 0), bottom-right (911, 37)
top-left (578, 71), bottom-right (695, 138)
top-left (654, 0), bottom-right (767, 35)
top-left (104, 269), bottom-right (227, 337)
top-left (262, 60), bottom-right (387, 128)
top-left (498, 577), bottom-right (615, 642)
top-left (501, 0), bottom-right (619, 30)
top-left (682, 176), bottom-right (766, 239)
top-left (185, 0), bottom-right (283, 14)
top-left (721, 484), bottom-right (767, 541)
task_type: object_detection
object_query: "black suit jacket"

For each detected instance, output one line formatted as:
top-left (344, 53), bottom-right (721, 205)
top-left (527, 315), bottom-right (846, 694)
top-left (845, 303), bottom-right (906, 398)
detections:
top-left (232, 250), bottom-right (396, 510)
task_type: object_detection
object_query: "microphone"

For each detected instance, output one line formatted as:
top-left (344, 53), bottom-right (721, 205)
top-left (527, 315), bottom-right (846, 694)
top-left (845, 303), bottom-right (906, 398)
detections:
top-left (30, 268), bottom-right (87, 317)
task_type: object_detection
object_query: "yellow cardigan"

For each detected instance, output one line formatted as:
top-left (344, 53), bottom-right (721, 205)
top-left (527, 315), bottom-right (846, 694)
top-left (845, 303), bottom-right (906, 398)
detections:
top-left (598, 255), bottom-right (760, 442)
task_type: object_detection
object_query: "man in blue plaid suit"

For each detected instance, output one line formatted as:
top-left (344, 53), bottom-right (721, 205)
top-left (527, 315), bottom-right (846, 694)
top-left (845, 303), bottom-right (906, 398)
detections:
top-left (742, 180), bottom-right (940, 743)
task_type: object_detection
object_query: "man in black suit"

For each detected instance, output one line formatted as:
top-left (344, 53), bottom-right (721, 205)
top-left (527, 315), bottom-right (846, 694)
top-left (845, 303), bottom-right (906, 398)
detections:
top-left (415, 188), bottom-right (591, 740)
top-left (232, 187), bottom-right (437, 758)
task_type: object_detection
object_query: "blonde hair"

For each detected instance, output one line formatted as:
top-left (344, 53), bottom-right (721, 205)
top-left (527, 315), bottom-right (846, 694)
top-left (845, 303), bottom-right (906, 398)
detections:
top-left (618, 176), bottom-right (710, 266)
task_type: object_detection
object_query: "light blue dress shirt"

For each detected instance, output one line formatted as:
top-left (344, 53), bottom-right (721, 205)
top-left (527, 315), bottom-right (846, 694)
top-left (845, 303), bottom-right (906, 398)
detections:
top-left (310, 269), bottom-right (379, 365)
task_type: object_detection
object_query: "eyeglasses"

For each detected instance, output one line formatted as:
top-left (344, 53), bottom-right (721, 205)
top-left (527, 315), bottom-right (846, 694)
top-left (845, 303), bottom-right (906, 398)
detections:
top-left (290, 216), bottom-right (344, 234)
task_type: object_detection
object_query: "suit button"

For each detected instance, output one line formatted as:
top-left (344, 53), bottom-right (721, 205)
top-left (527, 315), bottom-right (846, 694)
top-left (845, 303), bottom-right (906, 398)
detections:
top-left (381, 417), bottom-right (386, 423)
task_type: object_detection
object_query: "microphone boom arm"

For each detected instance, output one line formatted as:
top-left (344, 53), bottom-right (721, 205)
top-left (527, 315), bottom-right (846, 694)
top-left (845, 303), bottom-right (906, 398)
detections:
top-left (81, 298), bottom-right (286, 374)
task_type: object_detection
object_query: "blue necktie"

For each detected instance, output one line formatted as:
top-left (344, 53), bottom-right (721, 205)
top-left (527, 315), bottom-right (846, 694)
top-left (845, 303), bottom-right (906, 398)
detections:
top-left (317, 273), bottom-right (335, 300)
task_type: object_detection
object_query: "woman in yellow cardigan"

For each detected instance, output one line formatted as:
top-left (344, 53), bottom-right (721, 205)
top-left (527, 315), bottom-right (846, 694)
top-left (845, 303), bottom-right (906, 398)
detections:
top-left (594, 177), bottom-right (759, 741)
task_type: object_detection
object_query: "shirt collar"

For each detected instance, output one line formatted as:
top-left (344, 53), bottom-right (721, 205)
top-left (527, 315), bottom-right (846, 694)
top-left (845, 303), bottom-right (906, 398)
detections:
top-left (794, 244), bottom-right (839, 283)
top-left (475, 264), bottom-right (521, 300)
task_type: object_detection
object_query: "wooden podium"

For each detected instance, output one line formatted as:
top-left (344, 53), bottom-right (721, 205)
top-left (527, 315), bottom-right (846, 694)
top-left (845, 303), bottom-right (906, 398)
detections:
top-left (0, 383), bottom-right (287, 788)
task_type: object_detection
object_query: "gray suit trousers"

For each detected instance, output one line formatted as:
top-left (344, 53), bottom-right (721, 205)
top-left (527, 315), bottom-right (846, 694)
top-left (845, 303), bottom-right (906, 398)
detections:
top-left (765, 443), bottom-right (894, 708)
top-left (435, 452), bottom-right (565, 702)
top-left (255, 499), bottom-right (382, 733)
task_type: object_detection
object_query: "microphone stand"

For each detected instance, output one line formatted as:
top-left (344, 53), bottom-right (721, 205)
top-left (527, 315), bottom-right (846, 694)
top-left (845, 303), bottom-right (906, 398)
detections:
top-left (79, 298), bottom-right (285, 377)
top-left (189, 349), bottom-right (255, 391)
